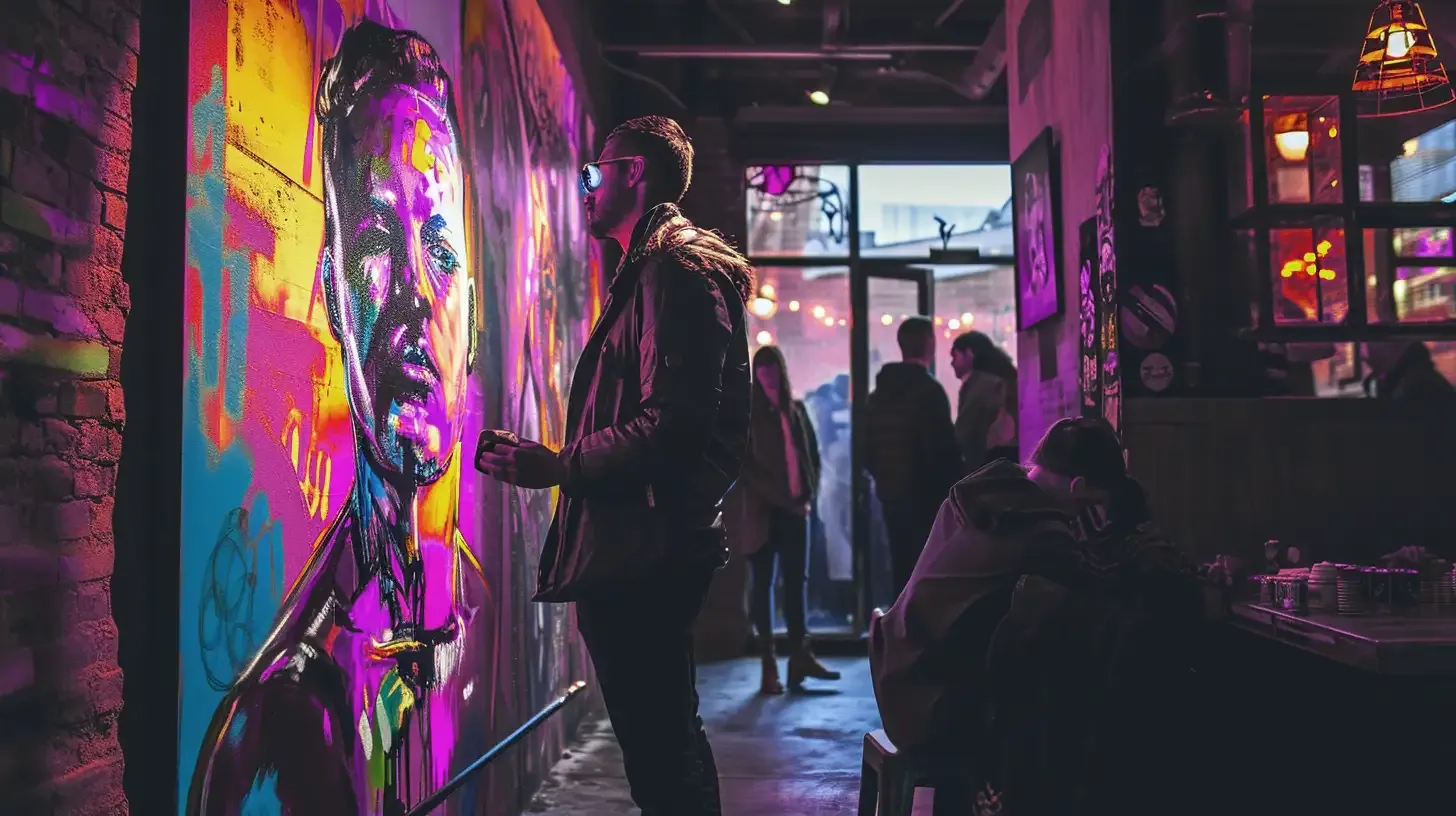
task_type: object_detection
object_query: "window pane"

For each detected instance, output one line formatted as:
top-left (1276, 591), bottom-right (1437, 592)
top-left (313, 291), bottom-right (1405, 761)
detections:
top-left (745, 165), bottom-right (851, 257)
top-left (1394, 227), bottom-right (1454, 258)
top-left (931, 265), bottom-right (1018, 407)
top-left (1264, 95), bottom-right (1342, 204)
top-left (858, 165), bottom-right (1014, 260)
top-left (747, 266), bottom-right (855, 632)
top-left (1271, 224), bottom-right (1348, 324)
top-left (1364, 228), bottom-right (1456, 324)
top-left (1395, 266), bottom-right (1456, 322)
top-left (1389, 116), bottom-right (1456, 203)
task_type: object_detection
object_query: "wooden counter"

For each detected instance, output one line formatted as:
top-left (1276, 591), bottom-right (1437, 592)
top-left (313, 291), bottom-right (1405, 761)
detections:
top-left (1231, 602), bottom-right (1456, 675)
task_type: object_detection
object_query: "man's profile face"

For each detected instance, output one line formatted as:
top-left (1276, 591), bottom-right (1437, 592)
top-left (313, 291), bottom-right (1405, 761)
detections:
top-left (325, 86), bottom-right (473, 485)
top-left (583, 135), bottom-right (641, 240)
top-left (950, 347), bottom-right (974, 380)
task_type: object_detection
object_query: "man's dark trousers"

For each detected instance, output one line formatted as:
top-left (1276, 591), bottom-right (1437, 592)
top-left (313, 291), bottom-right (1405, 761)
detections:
top-left (576, 560), bottom-right (722, 815)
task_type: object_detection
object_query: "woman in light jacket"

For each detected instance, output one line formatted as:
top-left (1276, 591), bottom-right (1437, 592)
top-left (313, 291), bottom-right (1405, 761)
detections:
top-left (728, 346), bottom-right (841, 694)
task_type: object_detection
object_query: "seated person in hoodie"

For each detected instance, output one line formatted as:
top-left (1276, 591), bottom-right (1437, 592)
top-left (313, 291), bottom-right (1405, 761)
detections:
top-left (980, 419), bottom-right (1204, 816)
top-left (867, 421), bottom-right (1088, 754)
top-left (868, 417), bottom-right (1201, 757)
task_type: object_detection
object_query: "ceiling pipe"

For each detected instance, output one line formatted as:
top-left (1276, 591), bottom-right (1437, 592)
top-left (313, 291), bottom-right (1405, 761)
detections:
top-left (601, 44), bottom-right (982, 60)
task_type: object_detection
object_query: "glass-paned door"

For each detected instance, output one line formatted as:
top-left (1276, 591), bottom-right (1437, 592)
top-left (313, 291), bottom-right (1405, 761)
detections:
top-left (852, 264), bottom-right (934, 626)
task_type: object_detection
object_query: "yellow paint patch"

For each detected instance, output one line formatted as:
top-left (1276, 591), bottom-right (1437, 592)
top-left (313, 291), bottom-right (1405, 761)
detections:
top-left (410, 119), bottom-right (437, 173)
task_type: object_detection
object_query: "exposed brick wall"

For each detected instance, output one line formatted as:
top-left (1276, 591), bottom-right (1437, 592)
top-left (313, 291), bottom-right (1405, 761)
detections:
top-left (0, 0), bottom-right (138, 812)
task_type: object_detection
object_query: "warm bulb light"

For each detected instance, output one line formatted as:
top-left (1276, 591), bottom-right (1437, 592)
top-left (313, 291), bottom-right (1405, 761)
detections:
top-left (760, 283), bottom-right (776, 299)
top-left (751, 297), bottom-right (778, 318)
top-left (960, 312), bottom-right (974, 324)
top-left (811, 305), bottom-right (826, 319)
top-left (1386, 26), bottom-right (1414, 59)
top-left (808, 89), bottom-right (830, 105)
top-left (788, 300), bottom-right (800, 312)
top-left (948, 319), bottom-right (961, 330)
top-left (777, 0), bottom-right (792, 5)
top-left (1273, 129), bottom-right (1310, 162)
top-left (755, 330), bottom-right (773, 346)
top-left (823, 316), bottom-right (834, 327)
top-left (880, 314), bottom-right (893, 326)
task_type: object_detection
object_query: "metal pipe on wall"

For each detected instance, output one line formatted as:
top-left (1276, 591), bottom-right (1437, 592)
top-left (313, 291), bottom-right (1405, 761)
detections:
top-left (602, 44), bottom-right (981, 60)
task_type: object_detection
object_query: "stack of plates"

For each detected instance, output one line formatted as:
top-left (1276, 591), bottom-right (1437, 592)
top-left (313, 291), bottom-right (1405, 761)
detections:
top-left (1420, 571), bottom-right (1456, 615)
top-left (1337, 569), bottom-right (1367, 615)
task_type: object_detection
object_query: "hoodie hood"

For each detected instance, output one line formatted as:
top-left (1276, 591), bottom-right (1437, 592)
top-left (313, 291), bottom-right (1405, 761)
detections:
top-left (625, 203), bottom-right (756, 304)
top-left (949, 459), bottom-right (1070, 536)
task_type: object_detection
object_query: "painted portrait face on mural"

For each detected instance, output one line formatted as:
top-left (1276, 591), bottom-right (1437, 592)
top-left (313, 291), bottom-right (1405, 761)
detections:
top-left (319, 30), bottom-right (476, 487)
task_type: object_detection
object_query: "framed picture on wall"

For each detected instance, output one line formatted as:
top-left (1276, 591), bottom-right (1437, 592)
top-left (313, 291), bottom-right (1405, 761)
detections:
top-left (1012, 127), bottom-right (1063, 329)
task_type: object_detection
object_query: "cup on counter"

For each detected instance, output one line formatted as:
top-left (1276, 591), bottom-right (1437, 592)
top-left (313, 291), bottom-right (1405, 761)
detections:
top-left (1337, 566), bottom-right (1368, 615)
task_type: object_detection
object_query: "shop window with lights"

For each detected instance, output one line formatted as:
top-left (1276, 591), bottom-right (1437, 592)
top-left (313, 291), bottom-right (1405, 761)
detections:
top-left (1231, 85), bottom-right (1456, 380)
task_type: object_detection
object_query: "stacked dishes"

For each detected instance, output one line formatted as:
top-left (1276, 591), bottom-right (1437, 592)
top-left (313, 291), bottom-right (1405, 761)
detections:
top-left (1337, 565), bottom-right (1368, 615)
top-left (1419, 561), bottom-right (1455, 616)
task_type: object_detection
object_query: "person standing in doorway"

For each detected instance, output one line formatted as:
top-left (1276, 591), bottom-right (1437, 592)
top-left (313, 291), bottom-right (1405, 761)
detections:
top-left (865, 316), bottom-right (964, 600)
top-left (476, 115), bottom-right (754, 816)
top-left (951, 330), bottom-right (1020, 471)
top-left (727, 346), bottom-right (841, 694)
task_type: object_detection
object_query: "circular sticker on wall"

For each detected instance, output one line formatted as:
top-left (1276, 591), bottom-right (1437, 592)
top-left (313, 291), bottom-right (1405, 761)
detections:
top-left (1120, 283), bottom-right (1178, 351)
top-left (1140, 352), bottom-right (1174, 393)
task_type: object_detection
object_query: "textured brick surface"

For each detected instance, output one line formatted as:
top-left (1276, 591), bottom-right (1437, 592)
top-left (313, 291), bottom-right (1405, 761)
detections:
top-left (0, 0), bottom-right (135, 811)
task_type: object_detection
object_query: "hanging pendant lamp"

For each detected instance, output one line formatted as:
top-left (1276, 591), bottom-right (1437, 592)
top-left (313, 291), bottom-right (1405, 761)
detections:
top-left (1352, 0), bottom-right (1455, 117)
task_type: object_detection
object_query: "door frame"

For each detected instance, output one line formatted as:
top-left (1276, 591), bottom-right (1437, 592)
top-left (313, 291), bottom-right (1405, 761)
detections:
top-left (849, 261), bottom-right (934, 633)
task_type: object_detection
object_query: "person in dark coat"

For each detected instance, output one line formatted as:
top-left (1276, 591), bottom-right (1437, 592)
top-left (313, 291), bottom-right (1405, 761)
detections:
top-left (476, 115), bottom-right (754, 816)
top-left (726, 345), bottom-right (841, 694)
top-left (865, 316), bottom-right (965, 600)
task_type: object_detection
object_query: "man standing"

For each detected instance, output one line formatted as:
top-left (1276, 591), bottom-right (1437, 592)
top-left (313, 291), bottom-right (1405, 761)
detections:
top-left (865, 316), bottom-right (963, 600)
top-left (476, 115), bottom-right (753, 816)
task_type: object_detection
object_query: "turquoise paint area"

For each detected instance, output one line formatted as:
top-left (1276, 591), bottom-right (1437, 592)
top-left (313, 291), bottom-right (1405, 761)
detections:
top-left (186, 65), bottom-right (250, 423)
top-left (178, 64), bottom-right (285, 816)
top-left (239, 769), bottom-right (283, 816)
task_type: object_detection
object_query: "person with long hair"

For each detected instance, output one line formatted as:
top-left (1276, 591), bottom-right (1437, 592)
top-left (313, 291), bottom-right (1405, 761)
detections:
top-left (727, 346), bottom-right (841, 694)
top-left (950, 331), bottom-right (1019, 471)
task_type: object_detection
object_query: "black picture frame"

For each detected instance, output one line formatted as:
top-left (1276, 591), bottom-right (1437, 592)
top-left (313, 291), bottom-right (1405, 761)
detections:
top-left (1012, 127), bottom-right (1063, 330)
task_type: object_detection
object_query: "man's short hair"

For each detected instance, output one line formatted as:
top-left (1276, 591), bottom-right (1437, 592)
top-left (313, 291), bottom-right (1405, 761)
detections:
top-left (896, 316), bottom-right (935, 359)
top-left (1029, 417), bottom-right (1128, 488)
top-left (607, 115), bottom-right (694, 204)
top-left (316, 21), bottom-right (458, 190)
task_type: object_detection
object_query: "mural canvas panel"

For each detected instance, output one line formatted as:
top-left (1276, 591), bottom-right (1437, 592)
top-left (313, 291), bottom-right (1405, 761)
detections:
top-left (181, 0), bottom-right (598, 813)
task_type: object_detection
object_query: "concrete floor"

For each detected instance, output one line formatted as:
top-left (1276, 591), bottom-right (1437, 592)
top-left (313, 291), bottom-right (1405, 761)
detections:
top-left (526, 657), bottom-right (941, 816)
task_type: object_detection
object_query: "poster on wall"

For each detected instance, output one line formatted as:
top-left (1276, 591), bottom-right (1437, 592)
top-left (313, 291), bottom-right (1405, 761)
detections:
top-left (1095, 144), bottom-right (1121, 434)
top-left (181, 1), bottom-right (597, 813)
top-left (1013, 127), bottom-right (1063, 330)
top-left (1078, 217), bottom-right (1100, 417)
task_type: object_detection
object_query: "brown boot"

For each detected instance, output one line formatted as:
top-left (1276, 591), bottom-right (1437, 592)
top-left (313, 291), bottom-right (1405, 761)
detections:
top-left (759, 653), bottom-right (785, 695)
top-left (787, 646), bottom-right (840, 691)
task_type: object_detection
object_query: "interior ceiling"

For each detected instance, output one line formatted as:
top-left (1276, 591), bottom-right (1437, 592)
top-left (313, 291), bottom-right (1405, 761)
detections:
top-left (591, 0), bottom-right (1456, 118)
top-left (593, 0), bottom-right (1009, 116)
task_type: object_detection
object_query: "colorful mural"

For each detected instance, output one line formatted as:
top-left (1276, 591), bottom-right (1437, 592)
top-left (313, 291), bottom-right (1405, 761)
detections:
top-left (181, 1), bottom-right (598, 813)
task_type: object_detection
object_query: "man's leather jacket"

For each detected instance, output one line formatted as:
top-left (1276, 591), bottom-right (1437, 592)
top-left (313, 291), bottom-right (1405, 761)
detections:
top-left (534, 204), bottom-right (753, 602)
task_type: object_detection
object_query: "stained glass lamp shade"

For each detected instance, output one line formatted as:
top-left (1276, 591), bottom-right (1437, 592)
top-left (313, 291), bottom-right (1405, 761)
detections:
top-left (1352, 0), bottom-right (1455, 117)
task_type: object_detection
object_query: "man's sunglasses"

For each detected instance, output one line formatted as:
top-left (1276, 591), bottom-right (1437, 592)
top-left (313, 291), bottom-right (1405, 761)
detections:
top-left (579, 156), bottom-right (642, 196)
